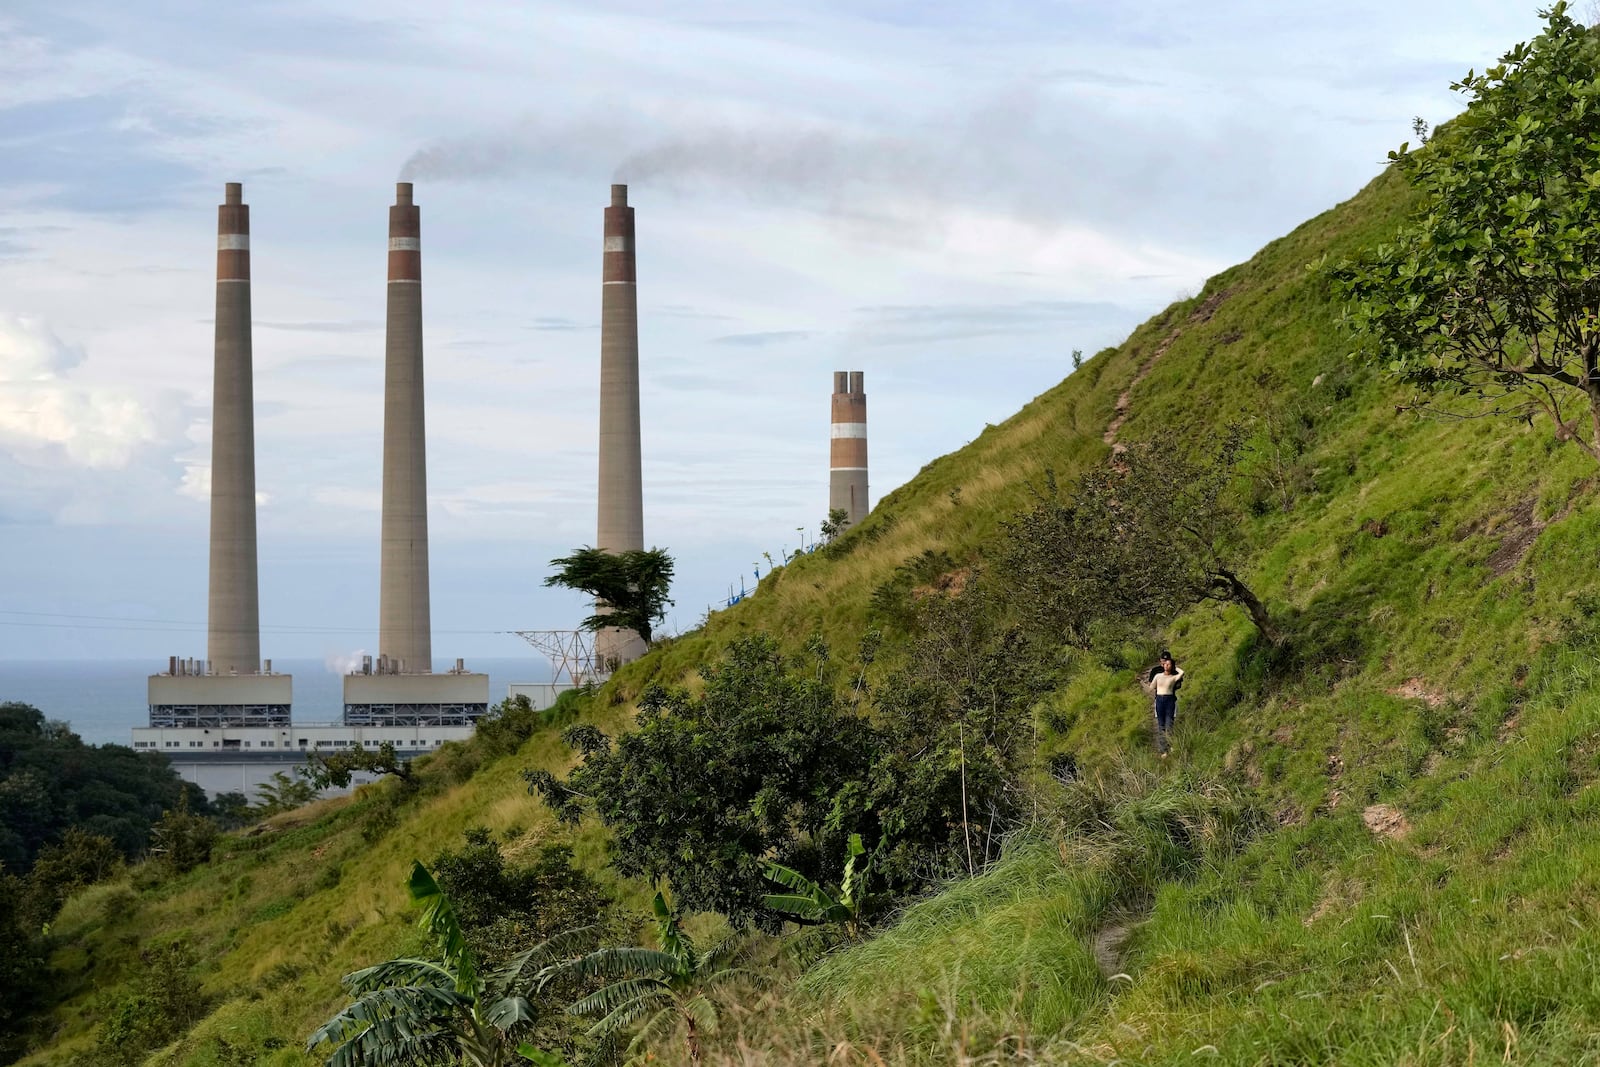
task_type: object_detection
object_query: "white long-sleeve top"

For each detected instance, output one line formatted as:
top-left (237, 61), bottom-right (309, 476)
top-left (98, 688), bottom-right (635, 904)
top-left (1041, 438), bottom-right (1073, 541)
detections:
top-left (1145, 667), bottom-right (1184, 696)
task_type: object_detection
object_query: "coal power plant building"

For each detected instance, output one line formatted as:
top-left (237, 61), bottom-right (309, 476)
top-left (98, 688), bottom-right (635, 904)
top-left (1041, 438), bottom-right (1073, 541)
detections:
top-left (146, 182), bottom-right (294, 730)
top-left (341, 182), bottom-right (488, 726)
top-left (136, 182), bottom-right (484, 797)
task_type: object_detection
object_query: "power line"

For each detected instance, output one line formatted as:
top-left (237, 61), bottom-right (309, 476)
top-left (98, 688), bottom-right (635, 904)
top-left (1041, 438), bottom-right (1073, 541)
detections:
top-left (0, 609), bottom-right (513, 636)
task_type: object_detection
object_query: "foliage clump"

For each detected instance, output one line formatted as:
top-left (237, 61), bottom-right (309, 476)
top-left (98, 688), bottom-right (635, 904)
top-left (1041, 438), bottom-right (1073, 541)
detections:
top-left (999, 429), bottom-right (1279, 646)
top-left (528, 621), bottom-right (1038, 927)
top-left (0, 702), bottom-right (208, 872)
top-left (1332, 3), bottom-right (1600, 461)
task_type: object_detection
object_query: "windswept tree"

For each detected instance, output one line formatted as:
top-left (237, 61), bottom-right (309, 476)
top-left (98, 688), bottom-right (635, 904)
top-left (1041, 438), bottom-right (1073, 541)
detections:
top-left (306, 862), bottom-right (580, 1067)
top-left (1000, 429), bottom-right (1279, 646)
top-left (1331, 4), bottom-right (1600, 463)
top-left (544, 547), bottom-right (675, 646)
top-left (304, 741), bottom-right (413, 791)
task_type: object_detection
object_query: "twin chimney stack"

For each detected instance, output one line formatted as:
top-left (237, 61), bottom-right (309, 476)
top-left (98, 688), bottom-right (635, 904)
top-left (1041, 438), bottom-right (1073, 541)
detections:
top-left (830, 371), bottom-right (869, 528)
top-left (378, 181), bottom-right (432, 673)
top-left (596, 183), bottom-right (647, 668)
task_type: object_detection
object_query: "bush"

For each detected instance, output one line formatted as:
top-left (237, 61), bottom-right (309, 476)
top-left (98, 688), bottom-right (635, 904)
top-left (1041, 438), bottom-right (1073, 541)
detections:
top-left (148, 804), bottom-right (218, 877)
top-left (21, 827), bottom-right (123, 929)
top-left (90, 939), bottom-right (210, 1066)
top-left (472, 695), bottom-right (547, 759)
top-left (429, 827), bottom-right (622, 1055)
top-left (0, 864), bottom-right (45, 1061)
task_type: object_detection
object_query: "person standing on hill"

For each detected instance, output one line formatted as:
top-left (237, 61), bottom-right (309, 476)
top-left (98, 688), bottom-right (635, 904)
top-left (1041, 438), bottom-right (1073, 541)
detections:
top-left (1141, 651), bottom-right (1184, 757)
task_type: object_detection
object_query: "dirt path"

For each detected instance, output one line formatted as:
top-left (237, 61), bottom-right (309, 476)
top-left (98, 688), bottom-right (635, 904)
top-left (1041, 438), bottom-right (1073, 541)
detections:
top-left (1103, 287), bottom-right (1234, 453)
top-left (1090, 912), bottom-right (1144, 981)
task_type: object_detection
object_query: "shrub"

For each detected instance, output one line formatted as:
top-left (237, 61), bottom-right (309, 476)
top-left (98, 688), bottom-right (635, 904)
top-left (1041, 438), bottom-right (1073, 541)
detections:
top-left (90, 939), bottom-right (210, 1066)
top-left (147, 804), bottom-right (218, 877)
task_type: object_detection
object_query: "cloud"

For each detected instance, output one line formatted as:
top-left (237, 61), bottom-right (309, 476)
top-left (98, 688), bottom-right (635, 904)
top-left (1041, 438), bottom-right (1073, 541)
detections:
top-left (0, 312), bottom-right (159, 468)
top-left (176, 462), bottom-right (269, 506)
top-left (711, 330), bottom-right (814, 347)
top-left (259, 320), bottom-right (382, 333)
top-left (848, 300), bottom-right (1127, 346)
top-left (524, 316), bottom-right (594, 332)
top-left (653, 305), bottom-right (738, 322)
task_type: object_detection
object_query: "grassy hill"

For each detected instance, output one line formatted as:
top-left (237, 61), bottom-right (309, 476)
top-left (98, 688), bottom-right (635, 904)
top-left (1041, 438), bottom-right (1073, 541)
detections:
top-left (17, 138), bottom-right (1600, 1065)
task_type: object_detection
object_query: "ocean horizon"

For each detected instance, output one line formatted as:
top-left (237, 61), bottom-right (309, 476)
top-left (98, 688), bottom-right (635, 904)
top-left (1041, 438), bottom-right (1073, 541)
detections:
top-left (0, 657), bottom-right (554, 747)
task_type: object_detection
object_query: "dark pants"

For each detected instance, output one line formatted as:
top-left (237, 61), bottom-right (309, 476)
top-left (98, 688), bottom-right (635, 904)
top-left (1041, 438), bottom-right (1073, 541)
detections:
top-left (1154, 695), bottom-right (1177, 751)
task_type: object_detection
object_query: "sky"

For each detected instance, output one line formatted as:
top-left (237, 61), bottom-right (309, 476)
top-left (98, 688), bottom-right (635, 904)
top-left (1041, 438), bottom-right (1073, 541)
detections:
top-left (0, 0), bottom-right (1550, 665)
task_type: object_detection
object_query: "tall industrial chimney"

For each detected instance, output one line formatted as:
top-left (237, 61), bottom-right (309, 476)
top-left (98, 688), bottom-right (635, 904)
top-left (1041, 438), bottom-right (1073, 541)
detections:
top-left (378, 181), bottom-right (432, 673)
top-left (830, 370), bottom-right (869, 528)
top-left (207, 181), bottom-right (261, 676)
top-left (596, 183), bottom-right (646, 667)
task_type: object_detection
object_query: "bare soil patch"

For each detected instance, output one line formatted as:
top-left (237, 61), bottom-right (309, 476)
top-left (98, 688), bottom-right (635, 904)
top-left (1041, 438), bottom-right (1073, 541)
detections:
top-left (1362, 803), bottom-right (1412, 840)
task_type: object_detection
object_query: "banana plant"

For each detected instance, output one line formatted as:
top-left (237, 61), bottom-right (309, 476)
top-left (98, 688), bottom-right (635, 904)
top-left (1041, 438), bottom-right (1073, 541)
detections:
top-left (762, 832), bottom-right (876, 939)
top-left (544, 892), bottom-right (749, 1065)
top-left (307, 861), bottom-right (577, 1067)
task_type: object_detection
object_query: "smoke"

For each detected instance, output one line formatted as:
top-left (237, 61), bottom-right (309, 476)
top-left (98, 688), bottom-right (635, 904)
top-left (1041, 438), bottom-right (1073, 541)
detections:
top-left (394, 96), bottom-right (1092, 229)
top-left (392, 91), bottom-right (1287, 248)
top-left (324, 648), bottom-right (368, 675)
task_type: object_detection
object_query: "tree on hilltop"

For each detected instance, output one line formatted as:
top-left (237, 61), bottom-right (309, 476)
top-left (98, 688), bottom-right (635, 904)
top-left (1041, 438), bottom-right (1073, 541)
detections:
top-left (1332, 4), bottom-right (1600, 463)
top-left (544, 547), bottom-right (675, 646)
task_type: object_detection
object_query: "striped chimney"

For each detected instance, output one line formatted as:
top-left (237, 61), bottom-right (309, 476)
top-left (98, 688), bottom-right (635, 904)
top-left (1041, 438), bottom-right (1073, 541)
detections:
top-left (206, 182), bottom-right (261, 675)
top-left (830, 370), bottom-right (869, 528)
top-left (596, 183), bottom-right (646, 668)
top-left (378, 181), bottom-right (432, 673)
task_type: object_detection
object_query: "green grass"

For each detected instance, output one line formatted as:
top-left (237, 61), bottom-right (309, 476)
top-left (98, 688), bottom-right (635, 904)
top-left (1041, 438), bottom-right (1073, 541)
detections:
top-left (24, 155), bottom-right (1600, 1065)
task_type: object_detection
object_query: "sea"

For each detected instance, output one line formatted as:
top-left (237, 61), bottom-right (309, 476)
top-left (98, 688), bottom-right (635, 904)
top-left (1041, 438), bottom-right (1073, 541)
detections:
top-left (0, 657), bottom-right (551, 746)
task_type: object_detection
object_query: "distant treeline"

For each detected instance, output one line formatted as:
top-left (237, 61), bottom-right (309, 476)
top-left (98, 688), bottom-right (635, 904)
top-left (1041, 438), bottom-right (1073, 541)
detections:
top-left (0, 701), bottom-right (209, 874)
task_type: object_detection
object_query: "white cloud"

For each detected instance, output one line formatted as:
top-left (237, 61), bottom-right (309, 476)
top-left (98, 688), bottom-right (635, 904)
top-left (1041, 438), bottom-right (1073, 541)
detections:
top-left (0, 312), bottom-right (159, 468)
top-left (176, 462), bottom-right (270, 506)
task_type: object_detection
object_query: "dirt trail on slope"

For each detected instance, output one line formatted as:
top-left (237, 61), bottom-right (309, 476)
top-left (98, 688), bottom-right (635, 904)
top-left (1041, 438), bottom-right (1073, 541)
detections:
top-left (1103, 287), bottom-right (1234, 452)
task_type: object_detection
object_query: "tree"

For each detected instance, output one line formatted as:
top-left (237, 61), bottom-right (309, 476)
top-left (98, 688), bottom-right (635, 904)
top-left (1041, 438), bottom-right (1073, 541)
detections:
top-left (148, 801), bottom-right (218, 876)
top-left (92, 940), bottom-right (211, 1067)
top-left (548, 892), bottom-right (750, 1066)
top-left (999, 429), bottom-right (1279, 646)
top-left (0, 864), bottom-right (45, 1061)
top-left (21, 828), bottom-right (122, 930)
top-left (304, 742), bottom-right (413, 791)
top-left (524, 637), bottom-right (880, 926)
top-left (253, 770), bottom-right (320, 815)
top-left (819, 507), bottom-right (851, 543)
top-left (544, 547), bottom-right (675, 646)
top-left (306, 862), bottom-right (577, 1067)
top-left (763, 832), bottom-right (877, 939)
top-left (0, 702), bottom-right (209, 873)
top-left (1330, 5), bottom-right (1600, 462)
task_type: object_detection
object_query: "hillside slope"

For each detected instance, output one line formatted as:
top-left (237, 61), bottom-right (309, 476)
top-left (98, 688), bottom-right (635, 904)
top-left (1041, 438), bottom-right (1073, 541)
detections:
top-left (19, 153), bottom-right (1600, 1065)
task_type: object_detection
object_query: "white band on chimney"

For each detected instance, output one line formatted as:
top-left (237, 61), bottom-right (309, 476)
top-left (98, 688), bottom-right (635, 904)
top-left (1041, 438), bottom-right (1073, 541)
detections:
top-left (217, 234), bottom-right (250, 251)
top-left (830, 466), bottom-right (869, 472)
top-left (602, 280), bottom-right (635, 286)
top-left (604, 236), bottom-right (631, 252)
top-left (389, 237), bottom-right (420, 251)
top-left (830, 423), bottom-right (868, 439)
